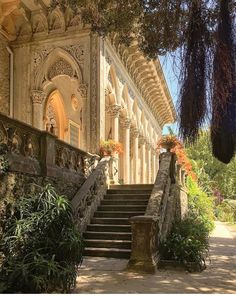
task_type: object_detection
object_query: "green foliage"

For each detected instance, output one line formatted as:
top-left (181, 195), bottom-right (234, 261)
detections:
top-left (0, 144), bottom-right (9, 176)
top-left (187, 130), bottom-right (236, 199)
top-left (160, 175), bottom-right (215, 271)
top-left (187, 176), bottom-right (215, 232)
top-left (216, 199), bottom-right (236, 223)
top-left (0, 184), bottom-right (83, 293)
top-left (160, 215), bottom-right (210, 271)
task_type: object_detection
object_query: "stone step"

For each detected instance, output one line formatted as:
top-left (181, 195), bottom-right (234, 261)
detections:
top-left (104, 194), bottom-right (150, 200)
top-left (110, 184), bottom-right (153, 190)
top-left (94, 211), bottom-right (145, 218)
top-left (87, 224), bottom-right (131, 232)
top-left (101, 199), bottom-right (148, 205)
top-left (84, 247), bottom-right (131, 259)
top-left (91, 217), bottom-right (130, 225)
top-left (107, 189), bottom-right (152, 195)
top-left (98, 205), bottom-right (146, 212)
top-left (84, 239), bottom-right (131, 249)
top-left (84, 231), bottom-right (131, 240)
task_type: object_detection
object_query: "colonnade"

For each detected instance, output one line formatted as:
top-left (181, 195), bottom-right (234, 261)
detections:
top-left (106, 104), bottom-right (159, 185)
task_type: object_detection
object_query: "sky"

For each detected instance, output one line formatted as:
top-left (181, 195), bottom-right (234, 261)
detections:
top-left (159, 55), bottom-right (179, 135)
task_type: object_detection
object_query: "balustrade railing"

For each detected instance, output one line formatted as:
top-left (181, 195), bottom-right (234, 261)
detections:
top-left (71, 157), bottom-right (110, 232)
top-left (128, 151), bottom-right (188, 273)
top-left (0, 112), bottom-right (99, 182)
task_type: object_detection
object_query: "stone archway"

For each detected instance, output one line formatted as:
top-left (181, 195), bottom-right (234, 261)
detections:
top-left (44, 90), bottom-right (68, 141)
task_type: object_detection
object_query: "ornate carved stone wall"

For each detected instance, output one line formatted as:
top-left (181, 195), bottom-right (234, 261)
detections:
top-left (0, 37), bottom-right (10, 115)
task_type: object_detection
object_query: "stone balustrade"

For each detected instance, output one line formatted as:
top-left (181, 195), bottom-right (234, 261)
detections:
top-left (0, 112), bottom-right (99, 183)
top-left (71, 157), bottom-right (110, 232)
top-left (128, 152), bottom-right (188, 273)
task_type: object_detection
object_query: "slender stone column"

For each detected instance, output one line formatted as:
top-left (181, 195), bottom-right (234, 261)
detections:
top-left (106, 104), bottom-right (121, 184)
top-left (152, 148), bottom-right (157, 183)
top-left (146, 142), bottom-right (151, 184)
top-left (139, 135), bottom-right (146, 184)
top-left (131, 127), bottom-right (139, 184)
top-left (121, 118), bottom-right (131, 184)
top-left (107, 104), bottom-right (121, 141)
top-left (31, 90), bottom-right (46, 130)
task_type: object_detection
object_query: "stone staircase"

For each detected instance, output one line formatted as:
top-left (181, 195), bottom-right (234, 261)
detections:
top-left (83, 184), bottom-right (153, 259)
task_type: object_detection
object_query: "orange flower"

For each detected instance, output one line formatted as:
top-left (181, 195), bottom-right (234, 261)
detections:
top-left (100, 140), bottom-right (123, 156)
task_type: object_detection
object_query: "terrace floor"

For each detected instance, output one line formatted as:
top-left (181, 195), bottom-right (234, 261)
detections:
top-left (75, 221), bottom-right (236, 294)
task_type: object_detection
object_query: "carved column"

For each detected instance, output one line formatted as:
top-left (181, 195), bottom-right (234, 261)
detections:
top-left (31, 90), bottom-right (46, 130)
top-left (121, 118), bottom-right (131, 184)
top-left (139, 135), bottom-right (146, 184)
top-left (146, 142), bottom-right (152, 184)
top-left (152, 147), bottom-right (157, 183)
top-left (106, 104), bottom-right (121, 184)
top-left (107, 104), bottom-right (121, 141)
top-left (131, 127), bottom-right (139, 184)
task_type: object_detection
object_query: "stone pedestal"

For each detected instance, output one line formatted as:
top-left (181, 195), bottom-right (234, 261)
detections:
top-left (127, 216), bottom-right (159, 273)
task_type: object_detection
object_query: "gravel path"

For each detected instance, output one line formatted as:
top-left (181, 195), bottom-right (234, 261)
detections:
top-left (75, 221), bottom-right (236, 293)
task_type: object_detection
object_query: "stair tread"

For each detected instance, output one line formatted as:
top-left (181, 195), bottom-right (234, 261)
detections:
top-left (88, 224), bottom-right (131, 227)
top-left (84, 239), bottom-right (131, 243)
top-left (85, 247), bottom-right (131, 252)
top-left (106, 193), bottom-right (151, 195)
top-left (91, 218), bottom-right (129, 221)
top-left (84, 231), bottom-right (131, 235)
top-left (95, 211), bottom-right (144, 213)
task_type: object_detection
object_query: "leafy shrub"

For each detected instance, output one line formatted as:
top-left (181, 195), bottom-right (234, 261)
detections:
top-left (187, 176), bottom-right (215, 232)
top-left (216, 200), bottom-right (236, 223)
top-left (0, 184), bottom-right (83, 293)
top-left (160, 215), bottom-right (210, 271)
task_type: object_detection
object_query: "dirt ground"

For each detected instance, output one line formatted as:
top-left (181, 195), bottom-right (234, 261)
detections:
top-left (75, 221), bottom-right (236, 293)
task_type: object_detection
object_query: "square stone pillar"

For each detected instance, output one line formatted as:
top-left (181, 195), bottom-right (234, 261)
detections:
top-left (127, 216), bottom-right (159, 273)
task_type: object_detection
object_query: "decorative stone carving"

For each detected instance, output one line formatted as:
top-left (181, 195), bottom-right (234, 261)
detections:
top-left (72, 157), bottom-right (109, 232)
top-left (90, 34), bottom-right (98, 152)
top-left (139, 135), bottom-right (147, 145)
top-left (33, 48), bottom-right (52, 69)
top-left (48, 58), bottom-right (74, 80)
top-left (130, 127), bottom-right (140, 138)
top-left (120, 118), bottom-right (131, 129)
top-left (63, 44), bottom-right (85, 64)
top-left (78, 83), bottom-right (88, 98)
top-left (48, 8), bottom-right (65, 31)
top-left (106, 104), bottom-right (121, 118)
top-left (31, 90), bottom-right (46, 104)
top-left (32, 13), bottom-right (48, 34)
top-left (105, 88), bottom-right (112, 97)
top-left (71, 94), bottom-right (80, 111)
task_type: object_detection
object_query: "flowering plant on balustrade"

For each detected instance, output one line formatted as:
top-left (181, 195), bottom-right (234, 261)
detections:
top-left (157, 135), bottom-right (197, 181)
top-left (157, 134), bottom-right (180, 150)
top-left (100, 140), bottom-right (123, 157)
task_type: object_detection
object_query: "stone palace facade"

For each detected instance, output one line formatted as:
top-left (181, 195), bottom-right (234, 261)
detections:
top-left (0, 0), bottom-right (176, 185)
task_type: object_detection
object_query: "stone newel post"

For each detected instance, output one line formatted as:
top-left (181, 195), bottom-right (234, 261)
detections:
top-left (127, 216), bottom-right (159, 273)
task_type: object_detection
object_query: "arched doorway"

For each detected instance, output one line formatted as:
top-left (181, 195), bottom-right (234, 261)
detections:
top-left (44, 90), bottom-right (68, 141)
